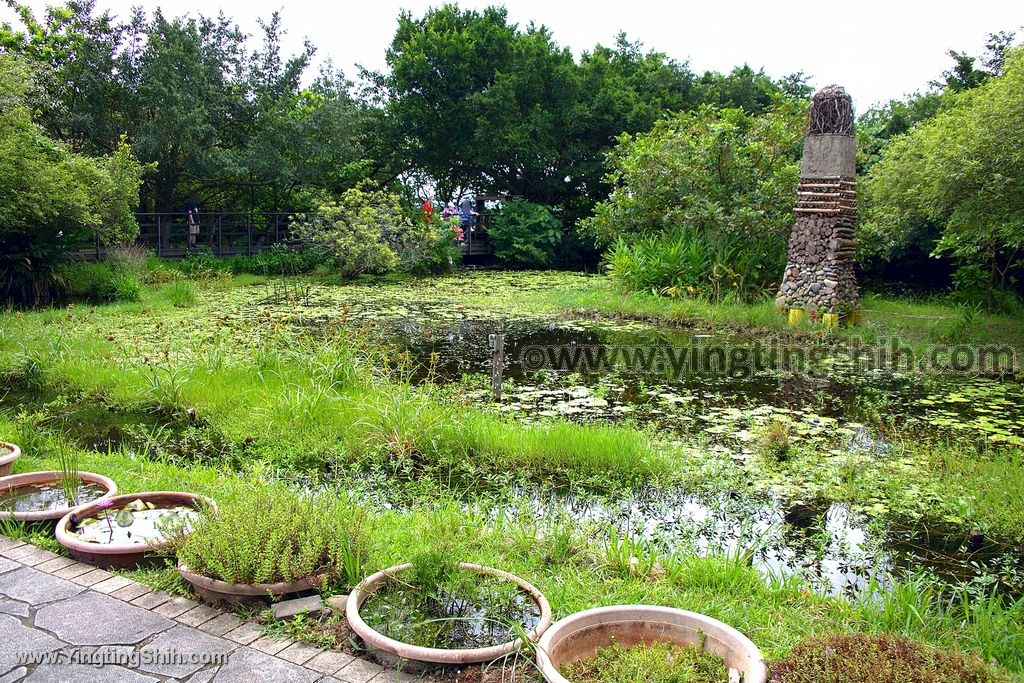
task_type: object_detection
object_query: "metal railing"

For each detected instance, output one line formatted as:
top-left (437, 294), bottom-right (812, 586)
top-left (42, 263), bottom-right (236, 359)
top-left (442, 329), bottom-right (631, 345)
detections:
top-left (75, 211), bottom-right (497, 260)
top-left (134, 212), bottom-right (301, 258)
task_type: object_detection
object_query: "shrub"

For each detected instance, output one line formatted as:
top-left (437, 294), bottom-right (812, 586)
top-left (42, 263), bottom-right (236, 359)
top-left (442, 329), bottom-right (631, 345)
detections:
top-left (393, 216), bottom-right (463, 275)
top-left (489, 199), bottom-right (562, 267)
top-left (581, 100), bottom-right (804, 246)
top-left (604, 225), bottom-right (784, 302)
top-left (294, 187), bottom-right (400, 278)
top-left (225, 245), bottom-right (334, 276)
top-left (175, 483), bottom-right (368, 586)
top-left (176, 252), bottom-right (229, 281)
top-left (60, 263), bottom-right (119, 303)
top-left (769, 633), bottom-right (1006, 683)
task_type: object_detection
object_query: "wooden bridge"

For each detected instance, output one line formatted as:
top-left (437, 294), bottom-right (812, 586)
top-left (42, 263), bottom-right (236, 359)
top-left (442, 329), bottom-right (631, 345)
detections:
top-left (117, 212), bottom-right (494, 259)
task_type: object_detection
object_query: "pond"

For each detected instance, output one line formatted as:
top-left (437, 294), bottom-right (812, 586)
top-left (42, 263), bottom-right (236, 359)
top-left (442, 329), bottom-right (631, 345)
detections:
top-left (13, 273), bottom-right (1020, 601)
top-left (246, 275), bottom-right (1023, 599)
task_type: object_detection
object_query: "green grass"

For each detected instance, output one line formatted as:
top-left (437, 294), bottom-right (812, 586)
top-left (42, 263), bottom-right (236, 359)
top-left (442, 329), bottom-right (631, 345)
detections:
top-left (2, 270), bottom-right (1023, 679)
top-left (3, 441), bottom-right (1021, 677)
top-left (0, 300), bottom-right (677, 489)
top-left (530, 278), bottom-right (1024, 352)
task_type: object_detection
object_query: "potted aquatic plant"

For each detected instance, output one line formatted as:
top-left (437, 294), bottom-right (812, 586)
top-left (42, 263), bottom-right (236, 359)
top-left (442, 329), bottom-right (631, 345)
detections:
top-left (56, 491), bottom-right (211, 568)
top-left (1, 447), bottom-right (117, 523)
top-left (346, 550), bottom-right (552, 666)
top-left (176, 484), bottom-right (366, 605)
top-left (535, 605), bottom-right (766, 683)
top-left (0, 440), bottom-right (20, 477)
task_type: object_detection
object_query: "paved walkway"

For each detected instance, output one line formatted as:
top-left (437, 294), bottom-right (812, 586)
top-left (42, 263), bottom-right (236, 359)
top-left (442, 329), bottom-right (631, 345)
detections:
top-left (0, 536), bottom-right (417, 683)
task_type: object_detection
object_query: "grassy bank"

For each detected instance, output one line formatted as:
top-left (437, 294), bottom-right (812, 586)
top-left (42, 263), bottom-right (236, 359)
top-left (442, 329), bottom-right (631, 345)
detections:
top-left (530, 276), bottom-right (1024, 352)
top-left (2, 271), bottom-right (1023, 678)
top-left (2, 440), bottom-right (1021, 677)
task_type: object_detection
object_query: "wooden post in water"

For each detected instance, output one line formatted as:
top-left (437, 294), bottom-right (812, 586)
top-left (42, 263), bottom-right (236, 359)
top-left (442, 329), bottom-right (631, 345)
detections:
top-left (489, 332), bottom-right (504, 402)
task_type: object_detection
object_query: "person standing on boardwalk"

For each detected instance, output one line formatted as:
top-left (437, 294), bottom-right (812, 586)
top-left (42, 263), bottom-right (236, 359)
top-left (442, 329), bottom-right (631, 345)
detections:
top-left (184, 198), bottom-right (200, 250)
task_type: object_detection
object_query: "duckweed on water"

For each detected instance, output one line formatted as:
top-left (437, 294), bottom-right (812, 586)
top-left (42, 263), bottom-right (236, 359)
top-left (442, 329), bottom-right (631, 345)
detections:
top-left (559, 641), bottom-right (730, 683)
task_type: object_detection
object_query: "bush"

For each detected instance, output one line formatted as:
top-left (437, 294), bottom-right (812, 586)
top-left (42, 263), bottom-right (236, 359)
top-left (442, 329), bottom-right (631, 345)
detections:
top-left (393, 216), bottom-right (463, 275)
top-left (59, 263), bottom-right (115, 303)
top-left (604, 226), bottom-right (784, 302)
top-left (224, 245), bottom-right (334, 276)
top-left (294, 187), bottom-right (400, 278)
top-left (176, 483), bottom-right (368, 586)
top-left (581, 100), bottom-right (804, 246)
top-left (489, 199), bottom-right (562, 267)
top-left (769, 633), bottom-right (1005, 683)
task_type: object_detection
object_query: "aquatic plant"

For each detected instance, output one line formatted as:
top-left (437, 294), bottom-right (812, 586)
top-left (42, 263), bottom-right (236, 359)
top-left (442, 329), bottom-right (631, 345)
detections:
top-left (769, 633), bottom-right (1007, 683)
top-left (54, 443), bottom-right (81, 505)
top-left (561, 640), bottom-right (729, 683)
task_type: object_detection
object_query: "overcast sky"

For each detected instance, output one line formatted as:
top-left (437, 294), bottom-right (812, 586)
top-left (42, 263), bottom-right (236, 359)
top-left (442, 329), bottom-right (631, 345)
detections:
top-left (2, 0), bottom-right (1022, 110)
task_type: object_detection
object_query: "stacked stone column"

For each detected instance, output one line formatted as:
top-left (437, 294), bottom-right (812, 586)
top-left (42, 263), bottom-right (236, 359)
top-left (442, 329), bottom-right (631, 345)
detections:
top-left (777, 85), bottom-right (859, 324)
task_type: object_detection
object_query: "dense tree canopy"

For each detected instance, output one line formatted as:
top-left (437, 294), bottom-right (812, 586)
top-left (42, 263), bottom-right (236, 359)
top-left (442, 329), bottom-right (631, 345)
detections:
top-left (1, 1), bottom-right (367, 212)
top-left (368, 3), bottom-right (804, 219)
top-left (863, 47), bottom-right (1024, 307)
top-left (0, 54), bottom-right (143, 303)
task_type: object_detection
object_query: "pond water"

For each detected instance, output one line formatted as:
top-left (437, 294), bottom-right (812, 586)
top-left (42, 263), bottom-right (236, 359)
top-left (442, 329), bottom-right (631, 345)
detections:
top-left (254, 279), bottom-right (1023, 599)
top-left (491, 486), bottom-right (1024, 599)
top-left (361, 573), bottom-right (541, 649)
top-left (0, 481), bottom-right (108, 513)
top-left (72, 503), bottom-right (199, 545)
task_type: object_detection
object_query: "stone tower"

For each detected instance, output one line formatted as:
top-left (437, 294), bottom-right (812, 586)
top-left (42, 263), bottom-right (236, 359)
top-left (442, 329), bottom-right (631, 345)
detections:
top-left (777, 85), bottom-right (859, 325)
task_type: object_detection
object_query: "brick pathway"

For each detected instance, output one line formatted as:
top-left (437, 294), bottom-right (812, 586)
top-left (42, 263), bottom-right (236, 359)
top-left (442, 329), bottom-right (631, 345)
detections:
top-left (0, 536), bottom-right (418, 682)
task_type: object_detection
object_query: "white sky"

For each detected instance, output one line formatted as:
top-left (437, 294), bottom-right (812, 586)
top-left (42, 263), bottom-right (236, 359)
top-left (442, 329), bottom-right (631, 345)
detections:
top-left (3, 0), bottom-right (1022, 111)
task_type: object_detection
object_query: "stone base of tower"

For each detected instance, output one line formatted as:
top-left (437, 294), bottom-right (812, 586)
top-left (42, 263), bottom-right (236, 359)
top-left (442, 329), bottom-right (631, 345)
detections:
top-left (776, 176), bottom-right (859, 323)
top-left (776, 213), bottom-right (859, 317)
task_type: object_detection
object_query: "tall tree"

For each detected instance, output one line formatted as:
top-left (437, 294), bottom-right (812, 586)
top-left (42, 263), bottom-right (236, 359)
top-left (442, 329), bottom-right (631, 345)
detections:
top-left (863, 48), bottom-right (1024, 307)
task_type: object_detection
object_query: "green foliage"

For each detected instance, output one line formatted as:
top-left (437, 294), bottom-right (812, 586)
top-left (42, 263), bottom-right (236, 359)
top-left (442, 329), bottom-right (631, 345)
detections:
top-left (489, 200), bottom-right (562, 267)
top-left (371, 5), bottom-right (802, 213)
top-left (393, 217), bottom-right (463, 276)
top-left (1, 4), bottom-right (366, 213)
top-left (758, 419), bottom-right (792, 462)
top-left (159, 280), bottom-right (198, 308)
top-left (295, 188), bottom-right (400, 278)
top-left (58, 262), bottom-right (139, 304)
top-left (583, 99), bottom-right (804, 246)
top-left (175, 481), bottom-right (368, 585)
top-left (769, 633), bottom-right (1008, 683)
top-left (93, 137), bottom-right (148, 247)
top-left (0, 54), bottom-right (140, 305)
top-left (561, 641), bottom-right (729, 683)
top-left (603, 226), bottom-right (785, 302)
top-left (863, 48), bottom-right (1024, 309)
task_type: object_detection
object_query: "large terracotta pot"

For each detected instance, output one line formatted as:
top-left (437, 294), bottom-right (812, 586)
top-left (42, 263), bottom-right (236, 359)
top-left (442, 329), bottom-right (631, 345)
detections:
top-left (55, 491), bottom-right (213, 569)
top-left (347, 562), bottom-right (552, 666)
top-left (0, 442), bottom-right (21, 477)
top-left (0, 470), bottom-right (117, 523)
top-left (178, 562), bottom-right (328, 606)
top-left (536, 605), bottom-right (767, 683)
